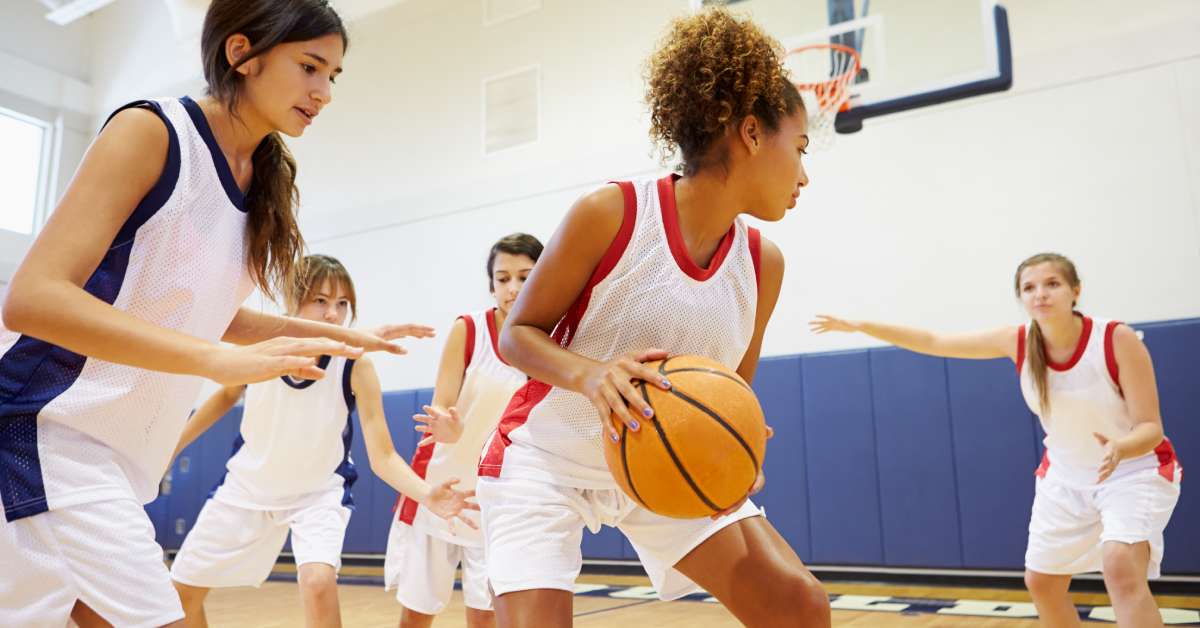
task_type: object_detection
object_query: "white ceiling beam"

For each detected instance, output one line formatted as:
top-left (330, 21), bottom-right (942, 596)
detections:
top-left (44, 0), bottom-right (118, 25)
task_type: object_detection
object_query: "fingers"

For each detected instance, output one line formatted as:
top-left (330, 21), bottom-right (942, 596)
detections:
top-left (1093, 432), bottom-right (1109, 445)
top-left (602, 386), bottom-right (640, 434)
top-left (593, 399), bottom-right (621, 444)
top-left (610, 372), bottom-right (652, 428)
top-left (289, 364), bottom-right (328, 381)
top-left (629, 361), bottom-right (671, 391)
top-left (765, 425), bottom-right (775, 440)
top-left (267, 337), bottom-right (362, 359)
top-left (454, 514), bottom-right (480, 530)
top-left (417, 435), bottom-right (434, 447)
top-left (633, 348), bottom-right (670, 363)
top-left (414, 426), bottom-right (431, 434)
top-left (380, 324), bottom-right (436, 340)
top-left (413, 414), bottom-right (432, 425)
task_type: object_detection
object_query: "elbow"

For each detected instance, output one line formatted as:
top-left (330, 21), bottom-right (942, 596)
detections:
top-left (1, 286), bottom-right (33, 334)
top-left (498, 324), bottom-right (522, 366)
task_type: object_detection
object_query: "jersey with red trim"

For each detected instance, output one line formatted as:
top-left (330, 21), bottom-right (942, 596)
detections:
top-left (399, 308), bottom-right (526, 545)
top-left (479, 175), bottom-right (761, 489)
top-left (1018, 315), bottom-right (1181, 487)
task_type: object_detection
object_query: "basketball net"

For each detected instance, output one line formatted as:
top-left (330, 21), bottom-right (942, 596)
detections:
top-left (786, 43), bottom-right (862, 151)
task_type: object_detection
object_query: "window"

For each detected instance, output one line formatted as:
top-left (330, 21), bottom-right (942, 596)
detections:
top-left (0, 109), bottom-right (48, 235)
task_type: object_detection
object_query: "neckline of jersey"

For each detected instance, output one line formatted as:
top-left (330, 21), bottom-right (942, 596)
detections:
top-left (180, 96), bottom-right (248, 212)
top-left (657, 174), bottom-right (737, 282)
top-left (1045, 314), bottom-right (1093, 372)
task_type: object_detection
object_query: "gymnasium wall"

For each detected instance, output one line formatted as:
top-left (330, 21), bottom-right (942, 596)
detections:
top-left (0, 2), bottom-right (93, 287)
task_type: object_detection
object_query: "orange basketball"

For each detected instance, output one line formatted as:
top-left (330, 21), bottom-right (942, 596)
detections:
top-left (602, 354), bottom-right (767, 519)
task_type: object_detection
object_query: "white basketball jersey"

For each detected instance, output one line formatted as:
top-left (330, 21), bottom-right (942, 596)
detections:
top-left (212, 356), bottom-right (357, 511)
top-left (398, 309), bottom-right (526, 546)
top-left (1018, 315), bottom-right (1181, 487)
top-left (0, 96), bottom-right (253, 521)
top-left (479, 175), bottom-right (762, 488)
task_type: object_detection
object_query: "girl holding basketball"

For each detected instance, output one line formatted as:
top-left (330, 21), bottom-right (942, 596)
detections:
top-left (384, 233), bottom-right (542, 628)
top-left (476, 9), bottom-right (829, 627)
top-left (811, 252), bottom-right (1181, 628)
top-left (0, 1), bottom-right (421, 625)
top-left (169, 255), bottom-right (477, 628)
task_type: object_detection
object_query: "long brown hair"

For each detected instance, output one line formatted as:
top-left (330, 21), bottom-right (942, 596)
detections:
top-left (1014, 252), bottom-right (1081, 414)
top-left (199, 0), bottom-right (348, 300)
top-left (287, 254), bottom-right (357, 323)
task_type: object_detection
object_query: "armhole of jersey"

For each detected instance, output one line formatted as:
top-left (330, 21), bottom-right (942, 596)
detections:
top-left (1104, 320), bottom-right (1123, 396)
top-left (342, 359), bottom-right (356, 412)
top-left (748, 227), bottom-right (762, 293)
top-left (102, 100), bottom-right (181, 246)
top-left (459, 315), bottom-right (476, 370)
top-left (586, 181), bottom-right (638, 290)
top-left (1016, 325), bottom-right (1026, 375)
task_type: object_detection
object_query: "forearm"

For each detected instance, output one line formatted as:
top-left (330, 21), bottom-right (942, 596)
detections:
top-left (174, 391), bottom-right (240, 459)
top-left (1117, 421), bottom-right (1165, 459)
top-left (223, 307), bottom-right (355, 345)
top-left (369, 451), bottom-right (433, 503)
top-left (5, 279), bottom-right (217, 377)
top-left (856, 321), bottom-right (943, 356)
top-left (501, 324), bottom-right (598, 393)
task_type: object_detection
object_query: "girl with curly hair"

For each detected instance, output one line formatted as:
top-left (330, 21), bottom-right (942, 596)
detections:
top-left (475, 8), bottom-right (828, 627)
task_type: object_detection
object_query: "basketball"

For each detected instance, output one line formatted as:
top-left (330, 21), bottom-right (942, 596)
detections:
top-left (603, 354), bottom-right (768, 519)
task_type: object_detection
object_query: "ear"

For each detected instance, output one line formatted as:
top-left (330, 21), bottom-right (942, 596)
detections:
top-left (225, 33), bottom-right (256, 75)
top-left (737, 115), bottom-right (763, 156)
top-left (1073, 282), bottom-right (1081, 305)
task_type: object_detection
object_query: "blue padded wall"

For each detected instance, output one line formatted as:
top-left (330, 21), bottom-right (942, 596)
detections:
top-left (870, 349), bottom-right (963, 568)
top-left (155, 318), bottom-right (1199, 574)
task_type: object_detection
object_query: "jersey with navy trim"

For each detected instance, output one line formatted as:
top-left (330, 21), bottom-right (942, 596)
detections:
top-left (1018, 315), bottom-right (1180, 487)
top-left (0, 96), bottom-right (253, 521)
top-left (399, 308), bottom-right (526, 545)
top-left (479, 175), bottom-right (761, 488)
top-left (212, 356), bottom-right (358, 510)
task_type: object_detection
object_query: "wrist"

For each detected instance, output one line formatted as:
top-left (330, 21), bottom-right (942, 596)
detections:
top-left (190, 343), bottom-right (228, 380)
top-left (413, 482), bottom-right (433, 504)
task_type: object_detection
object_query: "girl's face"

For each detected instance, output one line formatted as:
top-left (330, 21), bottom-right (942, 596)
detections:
top-left (1018, 262), bottom-right (1080, 323)
top-left (237, 33), bottom-right (345, 137)
top-left (741, 108), bottom-right (810, 222)
top-left (491, 253), bottom-right (536, 316)
top-left (295, 278), bottom-right (352, 326)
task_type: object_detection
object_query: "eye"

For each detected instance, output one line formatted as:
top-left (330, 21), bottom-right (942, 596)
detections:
top-left (302, 63), bottom-right (316, 74)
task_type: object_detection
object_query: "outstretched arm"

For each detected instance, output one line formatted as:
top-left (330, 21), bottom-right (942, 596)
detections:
top-left (351, 356), bottom-right (478, 526)
top-left (810, 315), bottom-right (1018, 362)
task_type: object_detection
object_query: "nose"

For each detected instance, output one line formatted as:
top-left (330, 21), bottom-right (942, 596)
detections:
top-left (797, 161), bottom-right (810, 188)
top-left (313, 79), bottom-right (332, 107)
top-left (324, 307), bottom-right (339, 322)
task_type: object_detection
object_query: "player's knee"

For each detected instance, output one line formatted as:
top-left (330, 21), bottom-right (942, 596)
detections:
top-left (775, 569), bottom-right (830, 624)
top-left (299, 566), bottom-right (339, 601)
top-left (1024, 570), bottom-right (1058, 598)
top-left (1101, 545), bottom-right (1146, 599)
top-left (172, 581), bottom-right (208, 609)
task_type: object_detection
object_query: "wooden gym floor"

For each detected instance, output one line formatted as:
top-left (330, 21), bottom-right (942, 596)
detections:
top-left (193, 564), bottom-right (1200, 626)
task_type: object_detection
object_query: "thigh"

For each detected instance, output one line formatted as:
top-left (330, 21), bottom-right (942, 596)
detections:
top-left (288, 500), bottom-right (351, 571)
top-left (461, 543), bottom-right (494, 611)
top-left (171, 499), bottom-right (288, 588)
top-left (388, 524), bottom-right (459, 615)
top-left (1097, 471), bottom-right (1180, 578)
top-left (672, 514), bottom-right (811, 601)
top-left (56, 499), bottom-right (184, 628)
top-left (477, 477), bottom-right (586, 628)
top-left (0, 512), bottom-right (77, 628)
top-left (476, 477), bottom-right (587, 596)
top-left (618, 498), bottom-right (761, 600)
top-left (1025, 478), bottom-right (1102, 575)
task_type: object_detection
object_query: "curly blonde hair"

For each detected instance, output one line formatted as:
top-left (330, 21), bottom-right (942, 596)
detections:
top-left (645, 8), bottom-right (804, 176)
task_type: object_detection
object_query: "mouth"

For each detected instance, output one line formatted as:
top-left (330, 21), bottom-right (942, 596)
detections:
top-left (293, 106), bottom-right (316, 125)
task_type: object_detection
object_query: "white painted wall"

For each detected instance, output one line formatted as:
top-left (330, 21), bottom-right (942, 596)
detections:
top-left (65, 0), bottom-right (1200, 392)
top-left (0, 2), bottom-right (95, 284)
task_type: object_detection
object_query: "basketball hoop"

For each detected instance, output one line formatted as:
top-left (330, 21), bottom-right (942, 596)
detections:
top-left (785, 43), bottom-right (862, 150)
